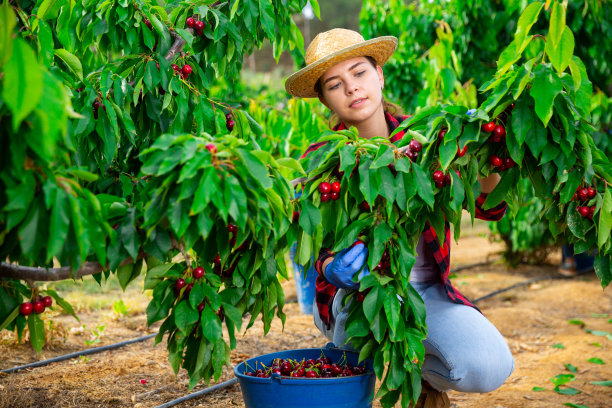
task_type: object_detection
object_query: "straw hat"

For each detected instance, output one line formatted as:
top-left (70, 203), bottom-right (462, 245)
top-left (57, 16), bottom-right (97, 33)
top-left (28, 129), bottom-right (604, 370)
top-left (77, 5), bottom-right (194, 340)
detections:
top-left (285, 28), bottom-right (398, 98)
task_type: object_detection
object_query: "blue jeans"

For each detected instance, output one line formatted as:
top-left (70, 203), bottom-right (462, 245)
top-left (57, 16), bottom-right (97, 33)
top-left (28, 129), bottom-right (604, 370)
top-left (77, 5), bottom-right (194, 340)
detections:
top-left (313, 280), bottom-right (514, 393)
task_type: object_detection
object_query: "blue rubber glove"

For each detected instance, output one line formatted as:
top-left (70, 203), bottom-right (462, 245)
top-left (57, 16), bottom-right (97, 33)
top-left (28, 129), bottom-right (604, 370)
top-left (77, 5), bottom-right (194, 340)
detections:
top-left (466, 108), bottom-right (477, 116)
top-left (324, 243), bottom-right (369, 290)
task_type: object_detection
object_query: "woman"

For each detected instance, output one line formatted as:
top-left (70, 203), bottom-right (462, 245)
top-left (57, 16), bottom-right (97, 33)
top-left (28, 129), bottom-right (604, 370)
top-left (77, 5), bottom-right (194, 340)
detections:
top-left (285, 29), bottom-right (514, 407)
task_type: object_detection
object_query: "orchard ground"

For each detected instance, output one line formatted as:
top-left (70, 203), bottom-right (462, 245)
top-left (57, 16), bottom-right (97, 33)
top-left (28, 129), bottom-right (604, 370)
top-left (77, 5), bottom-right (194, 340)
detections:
top-left (1, 217), bottom-right (610, 408)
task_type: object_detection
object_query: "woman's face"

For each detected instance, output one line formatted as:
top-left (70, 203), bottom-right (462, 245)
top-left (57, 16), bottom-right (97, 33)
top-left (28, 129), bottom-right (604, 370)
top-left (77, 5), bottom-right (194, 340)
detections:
top-left (318, 56), bottom-right (385, 126)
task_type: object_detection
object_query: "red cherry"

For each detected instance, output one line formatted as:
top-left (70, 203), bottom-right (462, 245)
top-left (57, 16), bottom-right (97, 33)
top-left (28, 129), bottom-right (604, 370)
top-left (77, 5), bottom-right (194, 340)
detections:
top-left (272, 368), bottom-right (281, 375)
top-left (578, 188), bottom-right (589, 201)
top-left (197, 301), bottom-right (205, 313)
top-left (186, 17), bottom-right (195, 28)
top-left (444, 174), bottom-right (451, 186)
top-left (42, 296), bottom-right (53, 307)
top-left (331, 181), bottom-right (341, 193)
top-left (171, 64), bottom-right (180, 72)
top-left (330, 192), bottom-right (339, 201)
top-left (356, 292), bottom-right (365, 302)
top-left (181, 64), bottom-right (192, 78)
top-left (140, 379), bottom-right (147, 384)
top-left (281, 361), bottom-right (292, 375)
top-left (578, 206), bottom-right (589, 217)
top-left (360, 201), bottom-right (370, 211)
top-left (214, 254), bottom-right (221, 265)
top-left (144, 18), bottom-right (152, 30)
top-left (321, 193), bottom-right (331, 202)
top-left (432, 170), bottom-right (445, 184)
top-left (292, 211), bottom-right (300, 222)
top-left (194, 20), bottom-right (205, 35)
top-left (19, 302), bottom-right (33, 316)
top-left (319, 182), bottom-right (331, 194)
top-left (205, 143), bottom-right (217, 154)
top-left (226, 120), bottom-right (235, 132)
top-left (509, 103), bottom-right (515, 110)
top-left (493, 125), bottom-right (506, 138)
top-left (589, 206), bottom-right (595, 217)
top-left (175, 278), bottom-right (187, 291)
top-left (587, 187), bottom-right (596, 198)
top-left (438, 128), bottom-right (447, 140)
top-left (185, 282), bottom-right (194, 294)
top-left (406, 149), bottom-right (418, 162)
top-left (33, 300), bottom-right (45, 314)
top-left (504, 157), bottom-right (515, 168)
top-left (93, 100), bottom-right (100, 110)
top-left (193, 266), bottom-right (204, 279)
top-left (456, 141), bottom-right (467, 157)
top-left (408, 139), bottom-right (422, 152)
top-left (489, 155), bottom-right (502, 167)
top-left (481, 122), bottom-right (495, 133)
top-left (341, 368), bottom-right (353, 377)
top-left (225, 112), bottom-right (233, 121)
top-left (498, 163), bottom-right (507, 172)
top-left (491, 134), bottom-right (503, 143)
top-left (227, 223), bottom-right (237, 234)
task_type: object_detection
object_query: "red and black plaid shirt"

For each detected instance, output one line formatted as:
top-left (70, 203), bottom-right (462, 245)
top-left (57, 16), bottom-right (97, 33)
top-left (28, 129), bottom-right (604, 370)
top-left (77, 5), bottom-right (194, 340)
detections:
top-left (302, 112), bottom-right (508, 327)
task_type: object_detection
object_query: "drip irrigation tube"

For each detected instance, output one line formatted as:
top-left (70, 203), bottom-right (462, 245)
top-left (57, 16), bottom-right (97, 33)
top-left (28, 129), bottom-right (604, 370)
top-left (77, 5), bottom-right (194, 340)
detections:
top-left (473, 273), bottom-right (575, 304)
top-left (1, 332), bottom-right (157, 374)
top-left (153, 377), bottom-right (239, 408)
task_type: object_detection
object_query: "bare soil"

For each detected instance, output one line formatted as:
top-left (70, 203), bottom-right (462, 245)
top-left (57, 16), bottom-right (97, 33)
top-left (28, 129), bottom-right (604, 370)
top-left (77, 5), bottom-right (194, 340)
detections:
top-left (1, 226), bottom-right (610, 408)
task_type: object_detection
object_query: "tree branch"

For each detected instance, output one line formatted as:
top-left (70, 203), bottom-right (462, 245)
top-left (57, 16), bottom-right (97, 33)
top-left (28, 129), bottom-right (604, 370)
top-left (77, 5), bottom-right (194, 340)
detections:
top-left (165, 28), bottom-right (192, 62)
top-left (0, 261), bottom-right (115, 282)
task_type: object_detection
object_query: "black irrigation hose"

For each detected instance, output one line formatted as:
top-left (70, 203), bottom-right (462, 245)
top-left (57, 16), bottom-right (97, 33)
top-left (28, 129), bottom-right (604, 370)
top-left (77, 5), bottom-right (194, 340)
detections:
top-left (154, 377), bottom-right (239, 408)
top-left (473, 273), bottom-right (577, 304)
top-left (449, 260), bottom-right (494, 275)
top-left (1, 332), bottom-right (157, 374)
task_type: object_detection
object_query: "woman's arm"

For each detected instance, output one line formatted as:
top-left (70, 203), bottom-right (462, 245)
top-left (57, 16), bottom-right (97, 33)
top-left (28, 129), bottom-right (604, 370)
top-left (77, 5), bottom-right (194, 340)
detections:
top-left (478, 172), bottom-right (501, 194)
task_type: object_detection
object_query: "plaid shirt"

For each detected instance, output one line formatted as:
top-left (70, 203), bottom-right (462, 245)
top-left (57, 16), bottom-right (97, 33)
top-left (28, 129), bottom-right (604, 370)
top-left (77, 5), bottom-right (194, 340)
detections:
top-left (303, 112), bottom-right (508, 327)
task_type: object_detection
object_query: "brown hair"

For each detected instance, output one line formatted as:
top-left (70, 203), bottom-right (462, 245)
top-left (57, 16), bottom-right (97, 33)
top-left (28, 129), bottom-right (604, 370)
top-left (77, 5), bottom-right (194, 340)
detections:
top-left (314, 56), bottom-right (403, 128)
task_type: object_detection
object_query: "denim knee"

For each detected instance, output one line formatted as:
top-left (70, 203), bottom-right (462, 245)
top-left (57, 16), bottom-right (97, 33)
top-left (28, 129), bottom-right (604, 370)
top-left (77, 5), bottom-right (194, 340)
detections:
top-left (448, 345), bottom-right (514, 393)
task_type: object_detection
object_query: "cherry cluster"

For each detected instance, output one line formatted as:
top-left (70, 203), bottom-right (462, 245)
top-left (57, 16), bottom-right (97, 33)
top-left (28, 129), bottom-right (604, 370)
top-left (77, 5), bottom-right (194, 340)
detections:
top-left (573, 185), bottom-right (598, 220)
top-left (405, 139), bottom-right (422, 162)
top-left (172, 63), bottom-right (192, 79)
top-left (481, 121), bottom-right (507, 143)
top-left (432, 170), bottom-right (451, 188)
top-left (488, 155), bottom-right (516, 172)
top-left (225, 113), bottom-right (235, 132)
top-left (319, 181), bottom-right (341, 202)
top-left (244, 356), bottom-right (367, 378)
top-left (185, 16), bottom-right (208, 36)
top-left (19, 296), bottom-right (53, 316)
top-left (374, 248), bottom-right (391, 271)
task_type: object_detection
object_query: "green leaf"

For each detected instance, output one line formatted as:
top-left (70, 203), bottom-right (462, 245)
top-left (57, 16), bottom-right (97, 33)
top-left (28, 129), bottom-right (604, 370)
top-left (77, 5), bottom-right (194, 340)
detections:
top-left (332, 218), bottom-right (371, 252)
top-left (359, 159), bottom-right (382, 205)
top-left (593, 255), bottom-right (611, 289)
top-left (0, 2), bottom-right (16, 68)
top-left (276, 157), bottom-right (305, 175)
top-left (564, 363), bottom-right (578, 373)
top-left (28, 314), bottom-right (45, 353)
top-left (202, 305), bottom-right (222, 342)
top-left (0, 306), bottom-right (19, 332)
top-left (598, 188), bottom-right (612, 249)
top-left (551, 373), bottom-right (575, 386)
top-left (546, 27), bottom-right (574, 74)
top-left (175, 28), bottom-right (194, 48)
top-left (530, 64), bottom-right (563, 127)
top-left (496, 2), bottom-right (543, 74)
top-left (554, 386), bottom-right (580, 395)
top-left (563, 404), bottom-right (588, 408)
top-left (552, 343), bottom-right (565, 349)
top-left (547, 1), bottom-right (566, 47)
top-left (387, 344), bottom-right (406, 390)
top-left (363, 286), bottom-right (383, 324)
top-left (144, 263), bottom-right (174, 290)
top-left (371, 145), bottom-right (394, 169)
top-left (483, 167), bottom-right (518, 210)
top-left (235, 148), bottom-right (273, 189)
top-left (174, 300), bottom-right (199, 332)
top-left (568, 319), bottom-right (585, 326)
top-left (383, 287), bottom-right (401, 333)
top-left (587, 357), bottom-right (605, 365)
top-left (2, 38), bottom-right (43, 130)
top-left (47, 192), bottom-right (70, 260)
top-left (46, 289), bottom-right (78, 321)
top-left (412, 163), bottom-right (434, 208)
top-left (258, 0), bottom-right (275, 39)
top-left (298, 199), bottom-right (321, 235)
top-left (591, 380), bottom-right (612, 387)
top-left (370, 223), bottom-right (392, 271)
top-left (54, 49), bottom-right (83, 81)
top-left (531, 386), bottom-right (545, 391)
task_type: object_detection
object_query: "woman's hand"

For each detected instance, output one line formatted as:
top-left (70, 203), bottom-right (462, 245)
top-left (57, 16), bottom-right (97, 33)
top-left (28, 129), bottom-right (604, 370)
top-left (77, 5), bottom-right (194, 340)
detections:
top-left (321, 242), bottom-right (369, 289)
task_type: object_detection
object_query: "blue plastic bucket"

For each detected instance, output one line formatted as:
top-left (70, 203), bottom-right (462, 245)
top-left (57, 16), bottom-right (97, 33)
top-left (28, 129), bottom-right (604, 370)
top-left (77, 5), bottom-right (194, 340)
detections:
top-left (234, 343), bottom-right (376, 408)
top-left (289, 243), bottom-right (318, 315)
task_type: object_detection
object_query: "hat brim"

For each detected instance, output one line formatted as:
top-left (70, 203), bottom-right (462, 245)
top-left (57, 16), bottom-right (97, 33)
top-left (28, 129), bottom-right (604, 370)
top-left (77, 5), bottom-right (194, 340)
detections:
top-left (285, 36), bottom-right (398, 98)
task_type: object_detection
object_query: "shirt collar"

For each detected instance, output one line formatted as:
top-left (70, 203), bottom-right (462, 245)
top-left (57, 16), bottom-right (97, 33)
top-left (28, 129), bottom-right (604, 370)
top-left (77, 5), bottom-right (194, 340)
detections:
top-left (333, 112), bottom-right (407, 142)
